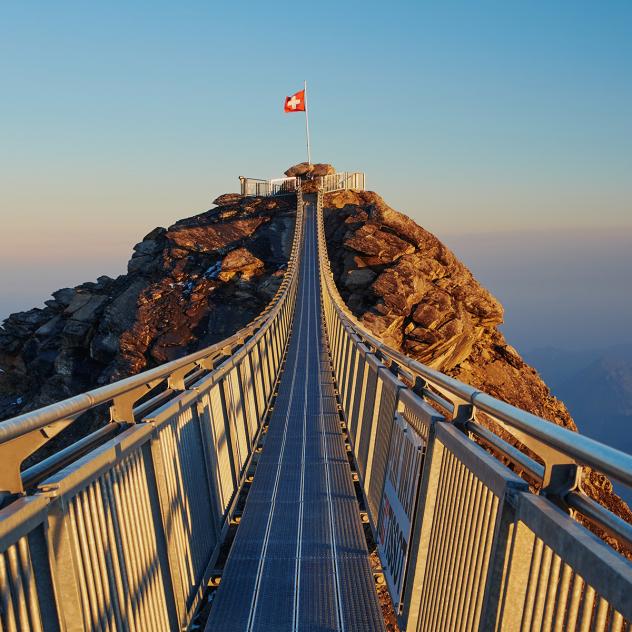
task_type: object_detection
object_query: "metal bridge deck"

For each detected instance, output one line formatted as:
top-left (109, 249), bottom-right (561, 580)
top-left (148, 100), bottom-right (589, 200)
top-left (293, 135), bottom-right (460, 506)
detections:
top-left (205, 199), bottom-right (384, 631)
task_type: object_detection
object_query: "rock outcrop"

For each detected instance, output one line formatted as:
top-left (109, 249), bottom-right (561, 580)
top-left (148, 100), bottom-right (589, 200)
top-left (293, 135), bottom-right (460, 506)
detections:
top-left (284, 162), bottom-right (335, 178)
top-left (0, 193), bottom-right (296, 429)
top-left (284, 162), bottom-right (336, 193)
top-left (323, 188), bottom-right (632, 544)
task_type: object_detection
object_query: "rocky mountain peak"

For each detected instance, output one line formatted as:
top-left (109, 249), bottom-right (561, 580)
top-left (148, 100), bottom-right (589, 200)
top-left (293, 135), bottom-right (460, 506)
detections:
top-left (325, 189), bottom-right (504, 370)
top-left (0, 173), bottom-right (629, 547)
top-left (0, 193), bottom-right (296, 427)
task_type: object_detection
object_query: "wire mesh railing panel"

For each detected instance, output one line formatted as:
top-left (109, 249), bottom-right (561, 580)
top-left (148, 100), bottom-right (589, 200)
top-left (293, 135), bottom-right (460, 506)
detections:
top-left (415, 442), bottom-right (499, 631)
top-left (338, 332), bottom-right (353, 410)
top-left (250, 343), bottom-right (266, 420)
top-left (376, 410), bottom-right (425, 612)
top-left (239, 351), bottom-right (260, 442)
top-left (199, 382), bottom-right (236, 518)
top-left (396, 423), bottom-right (531, 632)
top-left (348, 348), bottom-right (369, 446)
top-left (354, 358), bottom-right (381, 484)
top-left (400, 390), bottom-right (435, 445)
top-left (365, 370), bottom-right (402, 524)
top-left (224, 366), bottom-right (249, 475)
top-left (271, 318), bottom-right (282, 373)
top-left (344, 340), bottom-right (361, 422)
top-left (257, 335), bottom-right (272, 404)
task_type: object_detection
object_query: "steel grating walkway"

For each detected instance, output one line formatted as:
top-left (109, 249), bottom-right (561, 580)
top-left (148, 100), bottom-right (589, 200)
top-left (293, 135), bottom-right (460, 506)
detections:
top-left (205, 197), bottom-right (385, 631)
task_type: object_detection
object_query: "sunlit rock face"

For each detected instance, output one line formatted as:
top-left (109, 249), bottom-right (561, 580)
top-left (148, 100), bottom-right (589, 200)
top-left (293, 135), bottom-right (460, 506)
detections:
top-left (0, 193), bottom-right (295, 423)
top-left (323, 188), bottom-right (632, 541)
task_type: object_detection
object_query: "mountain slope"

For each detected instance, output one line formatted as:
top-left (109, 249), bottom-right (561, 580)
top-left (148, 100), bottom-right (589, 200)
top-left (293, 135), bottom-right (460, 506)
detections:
top-left (0, 173), bottom-right (629, 546)
top-left (0, 193), bottom-right (295, 427)
top-left (322, 188), bottom-right (632, 537)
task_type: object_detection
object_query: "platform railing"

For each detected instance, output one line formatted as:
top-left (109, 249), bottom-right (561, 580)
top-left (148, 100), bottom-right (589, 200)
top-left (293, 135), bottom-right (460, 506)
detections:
top-left (0, 195), bottom-right (304, 631)
top-left (319, 171), bottom-right (365, 192)
top-left (240, 176), bottom-right (297, 196)
top-left (239, 172), bottom-right (364, 196)
top-left (315, 187), bottom-right (632, 631)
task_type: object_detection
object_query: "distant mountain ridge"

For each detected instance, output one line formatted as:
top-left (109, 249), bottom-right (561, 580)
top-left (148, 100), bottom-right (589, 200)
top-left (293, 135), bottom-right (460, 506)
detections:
top-left (526, 344), bottom-right (632, 455)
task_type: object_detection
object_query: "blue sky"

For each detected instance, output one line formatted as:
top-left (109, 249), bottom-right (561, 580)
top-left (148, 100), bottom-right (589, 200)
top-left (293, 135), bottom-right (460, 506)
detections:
top-left (1, 1), bottom-right (631, 352)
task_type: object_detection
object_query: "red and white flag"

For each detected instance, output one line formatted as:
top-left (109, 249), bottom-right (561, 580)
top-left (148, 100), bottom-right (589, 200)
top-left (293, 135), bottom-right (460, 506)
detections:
top-left (284, 89), bottom-right (306, 113)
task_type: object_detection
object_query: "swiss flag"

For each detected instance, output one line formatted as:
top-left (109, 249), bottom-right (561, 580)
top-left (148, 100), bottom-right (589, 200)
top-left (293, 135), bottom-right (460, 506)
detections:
top-left (284, 89), bottom-right (306, 113)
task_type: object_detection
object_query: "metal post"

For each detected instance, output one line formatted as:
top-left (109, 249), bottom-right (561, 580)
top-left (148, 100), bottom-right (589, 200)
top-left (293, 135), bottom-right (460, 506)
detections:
top-left (304, 79), bottom-right (311, 164)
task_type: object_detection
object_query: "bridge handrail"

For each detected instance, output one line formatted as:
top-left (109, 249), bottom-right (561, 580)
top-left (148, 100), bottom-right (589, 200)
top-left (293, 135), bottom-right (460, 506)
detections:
top-left (315, 190), bottom-right (632, 489)
top-left (0, 188), bottom-right (304, 630)
top-left (314, 184), bottom-right (632, 629)
top-left (0, 190), bottom-right (304, 493)
top-left (330, 317), bottom-right (632, 489)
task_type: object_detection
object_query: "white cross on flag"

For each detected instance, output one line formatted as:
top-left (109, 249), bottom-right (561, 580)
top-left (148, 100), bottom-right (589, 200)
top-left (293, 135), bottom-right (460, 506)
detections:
top-left (284, 89), bottom-right (306, 112)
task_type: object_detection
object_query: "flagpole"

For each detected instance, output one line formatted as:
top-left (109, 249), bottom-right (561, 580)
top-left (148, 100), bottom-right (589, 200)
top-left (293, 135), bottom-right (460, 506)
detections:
top-left (304, 79), bottom-right (311, 164)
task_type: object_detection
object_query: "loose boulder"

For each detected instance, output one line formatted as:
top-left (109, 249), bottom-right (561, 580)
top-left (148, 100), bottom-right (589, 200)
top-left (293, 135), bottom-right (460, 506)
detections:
top-left (284, 162), bottom-right (336, 178)
top-left (213, 193), bottom-right (243, 206)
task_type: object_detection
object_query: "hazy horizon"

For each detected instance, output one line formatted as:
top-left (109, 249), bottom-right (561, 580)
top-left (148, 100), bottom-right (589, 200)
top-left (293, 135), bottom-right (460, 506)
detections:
top-left (2, 215), bottom-right (631, 360)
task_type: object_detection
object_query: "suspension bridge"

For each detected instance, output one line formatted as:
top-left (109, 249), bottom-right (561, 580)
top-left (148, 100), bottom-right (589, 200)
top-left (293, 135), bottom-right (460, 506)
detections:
top-left (0, 172), bottom-right (631, 631)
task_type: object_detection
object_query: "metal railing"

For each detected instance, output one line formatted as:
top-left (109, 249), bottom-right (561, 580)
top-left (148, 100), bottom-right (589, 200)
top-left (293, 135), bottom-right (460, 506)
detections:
top-left (239, 172), bottom-right (364, 197)
top-left (315, 187), bottom-right (632, 631)
top-left (1, 169), bottom-right (631, 631)
top-left (319, 171), bottom-right (365, 192)
top-left (239, 176), bottom-right (297, 197)
top-left (0, 195), bottom-right (304, 631)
